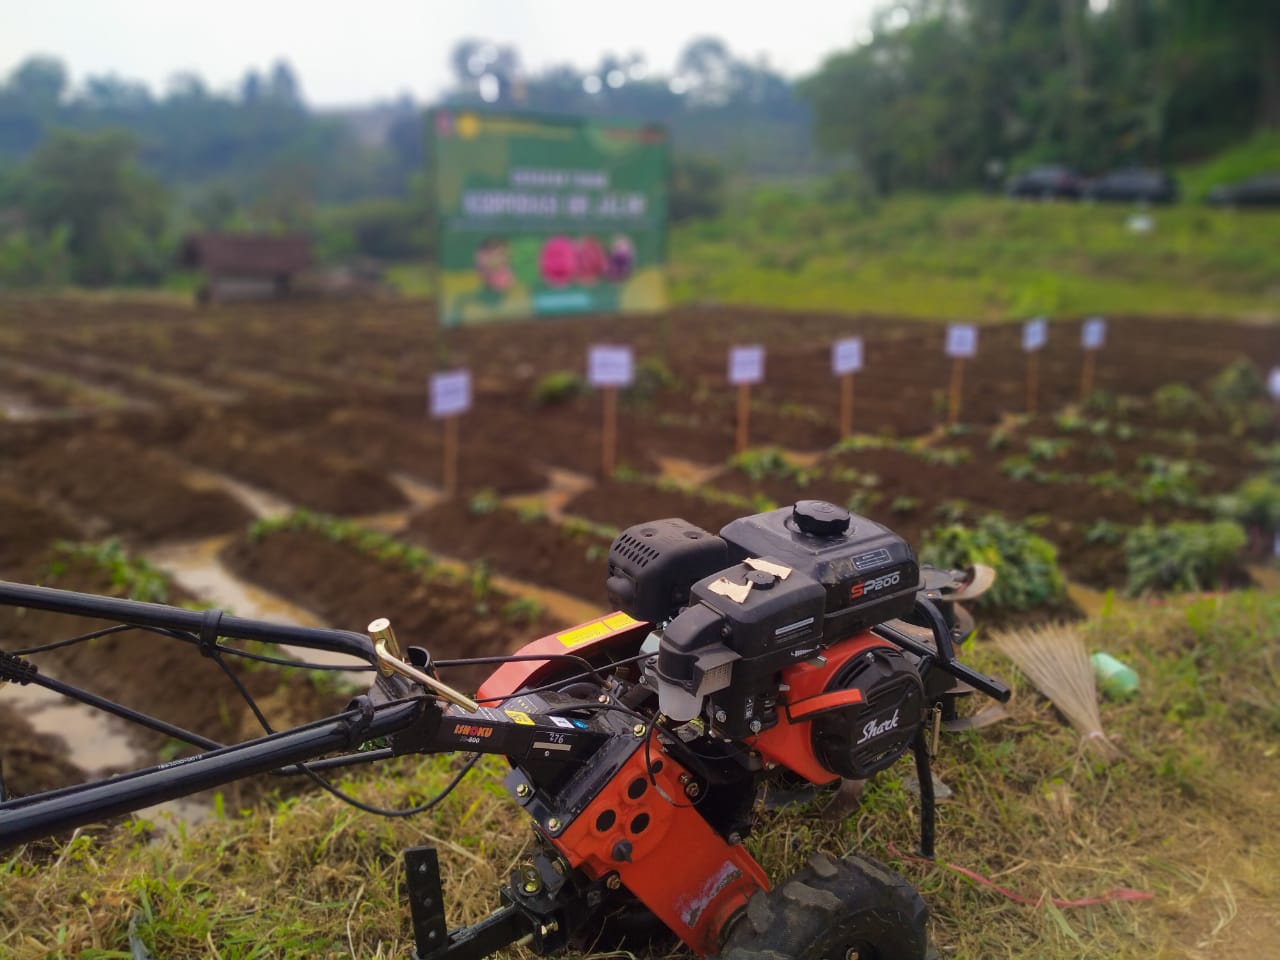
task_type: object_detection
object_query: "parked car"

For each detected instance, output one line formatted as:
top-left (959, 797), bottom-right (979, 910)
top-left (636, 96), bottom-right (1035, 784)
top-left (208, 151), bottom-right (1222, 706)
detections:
top-left (1084, 168), bottom-right (1178, 204)
top-left (1005, 165), bottom-right (1082, 200)
top-left (1206, 173), bottom-right (1280, 207)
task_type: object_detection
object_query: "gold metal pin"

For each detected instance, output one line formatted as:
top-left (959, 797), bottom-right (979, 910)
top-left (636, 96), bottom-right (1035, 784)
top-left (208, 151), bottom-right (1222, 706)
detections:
top-left (367, 620), bottom-right (479, 712)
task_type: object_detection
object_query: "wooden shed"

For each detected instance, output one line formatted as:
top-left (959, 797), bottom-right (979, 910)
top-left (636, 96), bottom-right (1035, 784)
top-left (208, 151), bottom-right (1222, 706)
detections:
top-left (180, 233), bottom-right (312, 303)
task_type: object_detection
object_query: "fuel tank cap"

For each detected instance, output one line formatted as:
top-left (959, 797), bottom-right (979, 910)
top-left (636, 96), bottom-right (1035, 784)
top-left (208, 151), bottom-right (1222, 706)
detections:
top-left (792, 500), bottom-right (851, 537)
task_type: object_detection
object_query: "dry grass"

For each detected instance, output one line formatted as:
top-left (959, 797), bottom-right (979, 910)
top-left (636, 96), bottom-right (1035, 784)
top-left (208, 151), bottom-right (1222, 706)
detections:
top-left (2, 589), bottom-right (1278, 959)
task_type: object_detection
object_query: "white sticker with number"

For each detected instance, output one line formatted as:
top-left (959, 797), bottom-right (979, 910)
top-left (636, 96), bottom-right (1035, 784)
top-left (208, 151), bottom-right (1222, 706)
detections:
top-left (429, 369), bottom-right (471, 419)
top-left (945, 324), bottom-right (978, 359)
top-left (729, 345), bottom-right (765, 385)
top-left (832, 337), bottom-right (864, 375)
top-left (1082, 317), bottom-right (1107, 350)
top-left (588, 345), bottom-right (634, 388)
top-left (1023, 317), bottom-right (1047, 352)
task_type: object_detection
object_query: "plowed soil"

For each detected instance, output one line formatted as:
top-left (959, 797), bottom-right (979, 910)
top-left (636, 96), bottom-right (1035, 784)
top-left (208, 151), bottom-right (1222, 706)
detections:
top-left (0, 295), bottom-right (1274, 800)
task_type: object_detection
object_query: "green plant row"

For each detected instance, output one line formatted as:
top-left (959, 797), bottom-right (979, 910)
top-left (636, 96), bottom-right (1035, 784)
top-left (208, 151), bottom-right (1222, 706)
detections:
top-left (48, 538), bottom-right (171, 603)
top-left (249, 509), bottom-right (437, 575)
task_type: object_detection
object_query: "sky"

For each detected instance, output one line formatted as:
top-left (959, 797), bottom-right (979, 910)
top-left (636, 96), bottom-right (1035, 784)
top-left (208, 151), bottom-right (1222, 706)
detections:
top-left (0, 0), bottom-right (881, 107)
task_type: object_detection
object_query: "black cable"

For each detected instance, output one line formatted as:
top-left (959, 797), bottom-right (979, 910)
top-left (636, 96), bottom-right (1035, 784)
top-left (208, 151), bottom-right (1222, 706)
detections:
top-left (212, 645), bottom-right (375, 672)
top-left (12, 618), bottom-right (375, 672)
top-left (213, 651), bottom-right (276, 736)
top-left (435, 651), bottom-right (610, 687)
top-left (12, 622), bottom-right (137, 655)
top-left (273, 747), bottom-right (394, 777)
top-left (299, 751), bottom-right (482, 818)
top-left (471, 652), bottom-right (652, 704)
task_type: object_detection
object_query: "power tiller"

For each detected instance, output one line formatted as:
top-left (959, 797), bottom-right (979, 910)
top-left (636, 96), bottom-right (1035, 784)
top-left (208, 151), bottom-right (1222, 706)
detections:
top-left (0, 499), bottom-right (1009, 960)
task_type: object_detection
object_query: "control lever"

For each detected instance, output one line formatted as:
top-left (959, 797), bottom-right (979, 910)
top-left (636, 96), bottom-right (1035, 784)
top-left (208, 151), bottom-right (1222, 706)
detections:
top-left (874, 601), bottom-right (1011, 703)
top-left (367, 619), bottom-right (480, 713)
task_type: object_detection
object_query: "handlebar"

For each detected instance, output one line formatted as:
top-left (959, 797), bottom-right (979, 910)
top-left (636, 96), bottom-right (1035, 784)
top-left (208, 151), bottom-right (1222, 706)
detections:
top-left (0, 579), bottom-right (376, 666)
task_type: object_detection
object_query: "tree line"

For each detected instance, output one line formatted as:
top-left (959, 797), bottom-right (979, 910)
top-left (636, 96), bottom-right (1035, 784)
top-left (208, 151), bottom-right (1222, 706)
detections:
top-left (802, 0), bottom-right (1279, 193)
top-left (1, 1), bottom-right (1276, 287)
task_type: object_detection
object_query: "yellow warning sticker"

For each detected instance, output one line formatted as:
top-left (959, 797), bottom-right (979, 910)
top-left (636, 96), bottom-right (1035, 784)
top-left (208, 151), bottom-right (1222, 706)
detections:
top-left (556, 612), bottom-right (641, 648)
top-left (504, 710), bottom-right (534, 725)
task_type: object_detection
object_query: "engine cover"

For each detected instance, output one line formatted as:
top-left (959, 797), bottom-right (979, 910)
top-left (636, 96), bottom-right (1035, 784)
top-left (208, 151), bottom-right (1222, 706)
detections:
top-left (811, 646), bottom-right (924, 779)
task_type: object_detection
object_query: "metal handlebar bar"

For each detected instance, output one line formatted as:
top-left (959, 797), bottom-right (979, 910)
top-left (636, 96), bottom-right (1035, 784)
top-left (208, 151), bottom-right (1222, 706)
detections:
top-left (0, 579), bottom-right (376, 665)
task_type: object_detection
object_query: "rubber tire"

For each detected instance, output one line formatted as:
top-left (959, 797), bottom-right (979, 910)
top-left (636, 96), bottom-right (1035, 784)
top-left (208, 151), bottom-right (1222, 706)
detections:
top-left (715, 853), bottom-right (929, 960)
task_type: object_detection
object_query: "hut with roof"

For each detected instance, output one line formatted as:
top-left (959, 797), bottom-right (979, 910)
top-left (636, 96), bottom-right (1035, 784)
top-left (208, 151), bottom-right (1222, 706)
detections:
top-left (180, 233), bottom-right (312, 303)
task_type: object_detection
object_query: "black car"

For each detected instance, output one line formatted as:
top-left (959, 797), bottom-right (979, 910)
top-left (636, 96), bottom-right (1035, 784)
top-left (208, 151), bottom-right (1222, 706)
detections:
top-left (1084, 168), bottom-right (1178, 204)
top-left (1206, 174), bottom-right (1280, 207)
top-left (1005, 165), bottom-right (1082, 200)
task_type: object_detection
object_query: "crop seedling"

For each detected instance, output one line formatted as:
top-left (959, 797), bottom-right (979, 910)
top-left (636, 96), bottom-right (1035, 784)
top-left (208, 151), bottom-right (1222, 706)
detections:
top-left (1214, 474), bottom-right (1280, 547)
top-left (728, 446), bottom-right (807, 484)
top-left (1152, 383), bottom-right (1210, 422)
top-left (1085, 519), bottom-right (1126, 545)
top-left (1026, 436), bottom-right (1071, 462)
top-left (999, 456), bottom-right (1037, 482)
top-left (467, 489), bottom-right (502, 515)
top-left (1208, 358), bottom-right (1265, 409)
top-left (50, 539), bottom-right (170, 603)
top-left (532, 370), bottom-right (586, 407)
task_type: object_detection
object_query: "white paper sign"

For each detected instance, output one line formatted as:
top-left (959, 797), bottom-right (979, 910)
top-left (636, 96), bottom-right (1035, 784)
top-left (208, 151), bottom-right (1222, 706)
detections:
top-left (429, 369), bottom-right (471, 419)
top-left (1023, 317), bottom-right (1048, 352)
top-left (832, 337), bottom-right (864, 375)
top-left (1268, 366), bottom-right (1280, 402)
top-left (1082, 317), bottom-right (1107, 350)
top-left (588, 345), bottom-right (634, 388)
top-left (729, 345), bottom-right (765, 385)
top-left (945, 324), bottom-right (978, 359)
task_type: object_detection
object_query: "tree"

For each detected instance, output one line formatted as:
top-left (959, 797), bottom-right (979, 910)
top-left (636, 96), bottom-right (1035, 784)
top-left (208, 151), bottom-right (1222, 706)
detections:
top-left (22, 129), bottom-right (169, 285)
top-left (7, 56), bottom-right (68, 112)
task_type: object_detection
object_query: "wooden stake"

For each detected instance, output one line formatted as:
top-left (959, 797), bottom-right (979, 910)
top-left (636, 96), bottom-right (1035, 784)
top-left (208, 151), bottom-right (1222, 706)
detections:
top-left (1027, 350), bottom-right (1040, 416)
top-left (443, 414), bottom-right (459, 498)
top-left (736, 382), bottom-right (751, 453)
top-left (839, 372), bottom-right (855, 438)
top-left (948, 356), bottom-right (965, 425)
top-left (601, 386), bottom-right (618, 475)
top-left (1080, 349), bottom-right (1097, 404)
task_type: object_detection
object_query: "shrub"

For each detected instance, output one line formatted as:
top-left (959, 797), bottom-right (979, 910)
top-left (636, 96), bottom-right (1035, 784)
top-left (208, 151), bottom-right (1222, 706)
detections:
top-left (532, 371), bottom-right (586, 407)
top-left (1124, 521), bottom-right (1247, 594)
top-left (922, 514), bottom-right (1066, 612)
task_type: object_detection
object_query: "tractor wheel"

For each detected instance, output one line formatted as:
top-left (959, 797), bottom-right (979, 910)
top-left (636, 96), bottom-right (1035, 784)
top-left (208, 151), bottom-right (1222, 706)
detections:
top-left (715, 853), bottom-right (929, 960)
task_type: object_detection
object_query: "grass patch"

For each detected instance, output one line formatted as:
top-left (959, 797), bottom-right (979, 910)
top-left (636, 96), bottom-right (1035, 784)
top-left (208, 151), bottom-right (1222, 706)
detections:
top-left (671, 192), bottom-right (1280, 320)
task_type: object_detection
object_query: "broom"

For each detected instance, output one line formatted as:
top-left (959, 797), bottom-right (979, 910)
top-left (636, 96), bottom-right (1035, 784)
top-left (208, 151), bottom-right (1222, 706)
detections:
top-left (995, 622), bottom-right (1119, 761)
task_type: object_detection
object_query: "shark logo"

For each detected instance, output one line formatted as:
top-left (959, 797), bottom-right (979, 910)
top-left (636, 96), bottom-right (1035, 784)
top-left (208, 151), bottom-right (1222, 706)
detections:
top-left (854, 709), bottom-right (900, 745)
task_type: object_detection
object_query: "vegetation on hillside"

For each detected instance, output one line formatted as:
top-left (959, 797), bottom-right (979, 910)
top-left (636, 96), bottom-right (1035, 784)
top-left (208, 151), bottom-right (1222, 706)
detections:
top-left (670, 190), bottom-right (1280, 319)
top-left (802, 0), bottom-right (1280, 191)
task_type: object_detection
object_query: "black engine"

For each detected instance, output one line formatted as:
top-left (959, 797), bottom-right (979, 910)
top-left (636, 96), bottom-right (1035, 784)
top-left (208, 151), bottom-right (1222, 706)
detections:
top-left (606, 500), bottom-right (924, 746)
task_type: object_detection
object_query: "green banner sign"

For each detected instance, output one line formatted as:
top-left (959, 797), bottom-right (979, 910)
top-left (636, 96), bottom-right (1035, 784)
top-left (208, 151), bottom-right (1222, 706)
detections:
top-left (432, 110), bottom-right (668, 326)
